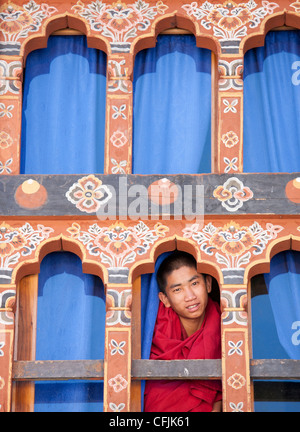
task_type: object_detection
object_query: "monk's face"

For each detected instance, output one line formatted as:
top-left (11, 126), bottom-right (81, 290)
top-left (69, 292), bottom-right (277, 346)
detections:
top-left (158, 266), bottom-right (212, 334)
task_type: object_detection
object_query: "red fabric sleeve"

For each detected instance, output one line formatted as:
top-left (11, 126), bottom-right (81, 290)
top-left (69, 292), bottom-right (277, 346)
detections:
top-left (144, 298), bottom-right (222, 412)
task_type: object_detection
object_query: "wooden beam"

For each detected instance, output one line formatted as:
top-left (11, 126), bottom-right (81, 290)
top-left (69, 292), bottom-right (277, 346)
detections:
top-left (13, 360), bottom-right (105, 381)
top-left (132, 359), bottom-right (221, 380)
top-left (13, 359), bottom-right (300, 382)
top-left (251, 359), bottom-right (300, 380)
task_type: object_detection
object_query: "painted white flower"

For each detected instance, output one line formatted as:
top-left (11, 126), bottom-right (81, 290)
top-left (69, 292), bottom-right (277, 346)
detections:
top-left (228, 340), bottom-right (243, 356)
top-left (110, 339), bottom-right (126, 356)
top-left (223, 99), bottom-right (238, 113)
top-left (229, 401), bottom-right (244, 412)
top-left (109, 402), bottom-right (125, 412)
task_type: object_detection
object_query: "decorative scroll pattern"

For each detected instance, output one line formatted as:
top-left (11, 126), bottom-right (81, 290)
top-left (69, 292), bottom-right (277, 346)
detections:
top-left (182, 1), bottom-right (279, 53)
top-left (66, 175), bottom-right (113, 213)
top-left (183, 220), bottom-right (283, 271)
top-left (106, 288), bottom-right (131, 326)
top-left (213, 177), bottom-right (253, 212)
top-left (0, 222), bottom-right (54, 284)
top-left (71, 0), bottom-right (168, 52)
top-left (67, 221), bottom-right (169, 282)
top-left (221, 289), bottom-right (247, 326)
top-left (0, 1), bottom-right (57, 54)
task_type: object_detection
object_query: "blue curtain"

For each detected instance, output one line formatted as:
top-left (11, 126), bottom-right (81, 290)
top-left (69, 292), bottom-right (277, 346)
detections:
top-left (21, 36), bottom-right (107, 411)
top-left (35, 252), bottom-right (106, 412)
top-left (136, 36), bottom-right (212, 410)
top-left (21, 36), bottom-right (106, 174)
top-left (140, 252), bottom-right (170, 411)
top-left (244, 30), bottom-right (300, 173)
top-left (133, 35), bottom-right (211, 174)
top-left (264, 251), bottom-right (300, 360)
top-left (245, 31), bottom-right (300, 411)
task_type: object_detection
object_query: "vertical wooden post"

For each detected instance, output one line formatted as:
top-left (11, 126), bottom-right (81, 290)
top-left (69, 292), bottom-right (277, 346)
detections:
top-left (0, 55), bottom-right (23, 175)
top-left (220, 284), bottom-right (252, 412)
top-left (104, 53), bottom-right (133, 175)
top-left (217, 55), bottom-right (244, 174)
top-left (12, 275), bottom-right (38, 412)
top-left (104, 284), bottom-right (132, 413)
top-left (131, 276), bottom-right (141, 411)
top-left (0, 285), bottom-right (16, 412)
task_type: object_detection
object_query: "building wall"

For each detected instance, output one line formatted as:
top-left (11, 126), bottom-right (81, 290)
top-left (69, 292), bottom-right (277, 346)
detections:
top-left (0, 0), bottom-right (300, 412)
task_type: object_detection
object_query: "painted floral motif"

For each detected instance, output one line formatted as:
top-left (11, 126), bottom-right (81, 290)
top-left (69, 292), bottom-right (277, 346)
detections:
top-left (213, 177), bottom-right (253, 211)
top-left (67, 221), bottom-right (169, 268)
top-left (108, 374), bottom-right (128, 393)
top-left (110, 339), bottom-right (126, 355)
top-left (112, 104), bottom-right (127, 119)
top-left (228, 340), bottom-right (243, 356)
top-left (227, 373), bottom-right (246, 390)
top-left (110, 130), bottom-right (128, 148)
top-left (229, 401), bottom-right (244, 412)
top-left (182, 220), bottom-right (283, 270)
top-left (0, 222), bottom-right (54, 270)
top-left (109, 402), bottom-right (125, 412)
top-left (0, 131), bottom-right (13, 150)
top-left (0, 1), bottom-right (57, 42)
top-left (223, 99), bottom-right (238, 113)
top-left (66, 175), bottom-right (112, 214)
top-left (0, 158), bottom-right (12, 174)
top-left (210, 222), bottom-right (255, 257)
top-left (221, 131), bottom-right (239, 148)
top-left (72, 0), bottom-right (168, 45)
top-left (111, 158), bottom-right (127, 174)
top-left (0, 103), bottom-right (14, 118)
top-left (182, 1), bottom-right (279, 41)
top-left (224, 157), bottom-right (238, 173)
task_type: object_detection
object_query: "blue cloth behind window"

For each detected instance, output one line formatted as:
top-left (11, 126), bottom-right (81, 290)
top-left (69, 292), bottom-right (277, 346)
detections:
top-left (35, 252), bottom-right (106, 412)
top-left (133, 35), bottom-right (211, 174)
top-left (21, 36), bottom-right (106, 174)
top-left (245, 31), bottom-right (300, 411)
top-left (244, 31), bottom-right (300, 173)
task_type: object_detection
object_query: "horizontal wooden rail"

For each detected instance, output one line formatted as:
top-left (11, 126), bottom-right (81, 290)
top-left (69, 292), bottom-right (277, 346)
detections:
top-left (13, 359), bottom-right (300, 381)
top-left (250, 359), bottom-right (300, 380)
top-left (13, 360), bottom-right (104, 381)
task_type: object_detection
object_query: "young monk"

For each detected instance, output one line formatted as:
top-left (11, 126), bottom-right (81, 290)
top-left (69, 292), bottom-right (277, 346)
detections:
top-left (144, 251), bottom-right (222, 412)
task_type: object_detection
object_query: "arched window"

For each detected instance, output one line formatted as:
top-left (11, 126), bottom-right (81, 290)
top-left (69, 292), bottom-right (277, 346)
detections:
top-left (251, 250), bottom-right (300, 412)
top-left (132, 251), bottom-right (221, 412)
top-left (21, 36), bottom-right (107, 174)
top-left (14, 252), bottom-right (106, 412)
top-left (243, 30), bottom-right (300, 172)
top-left (133, 34), bottom-right (212, 174)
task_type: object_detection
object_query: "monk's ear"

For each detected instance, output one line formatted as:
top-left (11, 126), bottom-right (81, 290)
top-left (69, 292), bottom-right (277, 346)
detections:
top-left (158, 291), bottom-right (171, 308)
top-left (205, 275), bottom-right (212, 294)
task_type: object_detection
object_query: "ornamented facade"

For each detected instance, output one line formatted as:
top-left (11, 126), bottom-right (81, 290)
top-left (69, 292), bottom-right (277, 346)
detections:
top-left (1, 0), bottom-right (300, 412)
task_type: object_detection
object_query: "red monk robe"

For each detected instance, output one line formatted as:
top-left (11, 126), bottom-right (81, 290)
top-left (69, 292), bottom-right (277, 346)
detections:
top-left (144, 297), bottom-right (222, 412)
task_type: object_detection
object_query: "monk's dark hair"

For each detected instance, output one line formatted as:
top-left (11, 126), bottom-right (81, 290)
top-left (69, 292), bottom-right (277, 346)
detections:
top-left (156, 251), bottom-right (198, 294)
